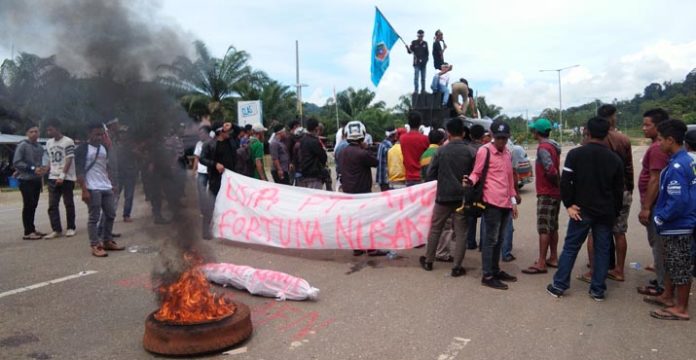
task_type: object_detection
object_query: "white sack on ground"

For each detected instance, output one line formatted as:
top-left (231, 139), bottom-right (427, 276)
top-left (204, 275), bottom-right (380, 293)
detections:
top-left (201, 262), bottom-right (320, 301)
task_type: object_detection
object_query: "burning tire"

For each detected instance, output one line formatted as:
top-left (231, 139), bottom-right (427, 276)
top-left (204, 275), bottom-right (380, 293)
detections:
top-left (143, 301), bottom-right (252, 356)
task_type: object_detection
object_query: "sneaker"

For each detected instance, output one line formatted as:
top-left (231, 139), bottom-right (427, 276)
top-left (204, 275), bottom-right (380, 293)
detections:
top-left (43, 231), bottom-right (62, 239)
top-left (35, 231), bottom-right (48, 237)
top-left (103, 240), bottom-right (125, 251)
top-left (123, 217), bottom-right (133, 223)
top-left (419, 256), bottom-right (433, 271)
top-left (502, 254), bottom-right (517, 262)
top-left (482, 276), bottom-right (508, 290)
top-left (589, 292), bottom-right (605, 302)
top-left (22, 232), bottom-right (43, 240)
top-left (91, 245), bottom-right (108, 257)
top-left (546, 284), bottom-right (563, 298)
top-left (451, 266), bottom-right (466, 277)
top-left (65, 229), bottom-right (76, 237)
top-left (496, 271), bottom-right (518, 282)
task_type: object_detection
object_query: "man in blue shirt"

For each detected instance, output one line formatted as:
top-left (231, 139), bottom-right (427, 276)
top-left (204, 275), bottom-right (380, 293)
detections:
top-left (647, 120), bottom-right (696, 321)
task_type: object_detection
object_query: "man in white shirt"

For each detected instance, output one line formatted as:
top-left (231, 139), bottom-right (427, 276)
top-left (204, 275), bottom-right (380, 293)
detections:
top-left (44, 119), bottom-right (77, 239)
top-left (193, 125), bottom-right (213, 238)
top-left (75, 123), bottom-right (124, 257)
top-left (431, 63), bottom-right (453, 106)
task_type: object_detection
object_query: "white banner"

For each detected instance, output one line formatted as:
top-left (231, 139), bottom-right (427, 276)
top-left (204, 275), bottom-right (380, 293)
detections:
top-left (237, 100), bottom-right (263, 127)
top-left (212, 170), bottom-right (437, 250)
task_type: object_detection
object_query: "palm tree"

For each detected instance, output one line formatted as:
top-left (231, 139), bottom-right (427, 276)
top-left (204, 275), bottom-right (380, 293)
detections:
top-left (334, 87), bottom-right (385, 119)
top-left (158, 40), bottom-right (257, 120)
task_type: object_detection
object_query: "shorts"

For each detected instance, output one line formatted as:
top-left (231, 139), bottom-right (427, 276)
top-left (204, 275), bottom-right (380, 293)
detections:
top-left (662, 234), bottom-right (693, 285)
top-left (612, 190), bottom-right (632, 234)
top-left (536, 195), bottom-right (560, 234)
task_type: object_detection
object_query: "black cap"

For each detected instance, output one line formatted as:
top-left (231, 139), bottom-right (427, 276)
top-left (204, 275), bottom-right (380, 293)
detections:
top-left (490, 121), bottom-right (511, 138)
top-left (272, 124), bottom-right (285, 133)
top-left (417, 29), bottom-right (424, 35)
top-left (685, 128), bottom-right (696, 148)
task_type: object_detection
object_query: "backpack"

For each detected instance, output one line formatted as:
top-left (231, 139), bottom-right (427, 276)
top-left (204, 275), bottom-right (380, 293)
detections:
top-left (457, 147), bottom-right (490, 218)
top-left (234, 145), bottom-right (254, 177)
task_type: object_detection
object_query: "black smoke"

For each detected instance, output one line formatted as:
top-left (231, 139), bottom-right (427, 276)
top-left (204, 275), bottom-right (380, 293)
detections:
top-left (1, 0), bottom-right (215, 300)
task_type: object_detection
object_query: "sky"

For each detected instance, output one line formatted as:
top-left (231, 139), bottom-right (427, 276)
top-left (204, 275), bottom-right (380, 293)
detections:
top-left (3, 0), bottom-right (696, 117)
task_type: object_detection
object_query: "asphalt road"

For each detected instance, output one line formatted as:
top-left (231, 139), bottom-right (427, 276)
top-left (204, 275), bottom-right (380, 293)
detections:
top-left (0, 145), bottom-right (694, 360)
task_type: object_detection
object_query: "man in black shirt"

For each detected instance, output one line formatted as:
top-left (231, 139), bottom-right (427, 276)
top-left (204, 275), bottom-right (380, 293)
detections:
top-left (199, 123), bottom-right (237, 239)
top-left (298, 118), bottom-right (327, 189)
top-left (432, 30), bottom-right (446, 70)
top-left (406, 29), bottom-right (428, 94)
top-left (546, 117), bottom-right (623, 301)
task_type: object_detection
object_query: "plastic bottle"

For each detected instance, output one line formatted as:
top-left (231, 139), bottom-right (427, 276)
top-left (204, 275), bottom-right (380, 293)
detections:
top-left (629, 262), bottom-right (641, 270)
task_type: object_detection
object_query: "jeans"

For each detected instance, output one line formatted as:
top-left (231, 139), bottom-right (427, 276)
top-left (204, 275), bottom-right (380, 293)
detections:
top-left (552, 216), bottom-right (612, 296)
top-left (430, 77), bottom-right (450, 106)
top-left (466, 216), bottom-right (484, 249)
top-left (481, 206), bottom-right (512, 277)
top-left (646, 217), bottom-right (665, 289)
top-left (413, 63), bottom-right (426, 93)
top-left (198, 173), bottom-right (213, 238)
top-left (116, 172), bottom-right (137, 218)
top-left (47, 179), bottom-right (75, 232)
top-left (88, 190), bottom-right (115, 246)
top-left (425, 203), bottom-right (469, 267)
top-left (501, 215), bottom-right (514, 259)
top-left (19, 179), bottom-right (42, 235)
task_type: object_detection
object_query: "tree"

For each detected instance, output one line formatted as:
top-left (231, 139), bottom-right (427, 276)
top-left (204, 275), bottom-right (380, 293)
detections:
top-left (158, 40), bottom-right (256, 120)
top-left (476, 96), bottom-right (502, 118)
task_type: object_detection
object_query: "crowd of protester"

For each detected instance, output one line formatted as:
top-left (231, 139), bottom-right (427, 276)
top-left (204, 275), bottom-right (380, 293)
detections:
top-left (11, 105), bottom-right (696, 320)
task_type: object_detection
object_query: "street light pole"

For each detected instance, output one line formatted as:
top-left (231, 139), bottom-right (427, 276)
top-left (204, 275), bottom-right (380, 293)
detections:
top-left (540, 64), bottom-right (579, 145)
top-left (295, 40), bottom-right (308, 127)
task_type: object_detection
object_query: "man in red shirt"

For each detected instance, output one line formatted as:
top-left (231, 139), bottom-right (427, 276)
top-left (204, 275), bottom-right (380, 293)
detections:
top-left (399, 111), bottom-right (430, 186)
top-left (523, 119), bottom-right (561, 275)
top-left (636, 108), bottom-right (670, 296)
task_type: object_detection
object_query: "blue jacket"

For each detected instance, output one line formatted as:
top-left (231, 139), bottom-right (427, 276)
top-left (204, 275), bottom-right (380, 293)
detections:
top-left (653, 149), bottom-right (696, 235)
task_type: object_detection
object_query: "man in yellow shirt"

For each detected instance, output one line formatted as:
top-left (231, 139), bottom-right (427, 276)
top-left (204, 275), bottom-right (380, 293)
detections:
top-left (387, 128), bottom-right (408, 189)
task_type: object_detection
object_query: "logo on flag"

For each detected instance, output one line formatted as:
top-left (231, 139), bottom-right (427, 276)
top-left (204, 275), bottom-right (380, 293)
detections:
top-left (375, 42), bottom-right (388, 61)
top-left (370, 7), bottom-right (400, 87)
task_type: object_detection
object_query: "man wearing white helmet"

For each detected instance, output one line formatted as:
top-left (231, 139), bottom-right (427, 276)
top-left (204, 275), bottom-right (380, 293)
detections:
top-left (338, 121), bottom-right (387, 256)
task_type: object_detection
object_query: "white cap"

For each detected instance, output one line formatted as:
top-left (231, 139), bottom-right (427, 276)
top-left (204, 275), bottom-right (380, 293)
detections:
top-left (252, 123), bottom-right (267, 133)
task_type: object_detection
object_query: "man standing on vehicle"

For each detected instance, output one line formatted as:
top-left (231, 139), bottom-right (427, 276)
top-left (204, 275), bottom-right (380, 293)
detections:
top-left (406, 29), bottom-right (428, 94)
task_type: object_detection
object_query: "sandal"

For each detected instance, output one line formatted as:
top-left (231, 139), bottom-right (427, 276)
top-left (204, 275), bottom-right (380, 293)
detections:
top-left (650, 309), bottom-right (690, 321)
top-left (607, 272), bottom-right (625, 282)
top-left (576, 274), bottom-right (591, 284)
top-left (643, 296), bottom-right (674, 307)
top-left (545, 261), bottom-right (558, 268)
top-left (522, 266), bottom-right (548, 274)
top-left (103, 240), bottom-right (125, 251)
top-left (637, 285), bottom-right (663, 296)
top-left (91, 245), bottom-right (108, 257)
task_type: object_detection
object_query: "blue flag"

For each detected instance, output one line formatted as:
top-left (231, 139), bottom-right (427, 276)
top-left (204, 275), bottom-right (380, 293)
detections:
top-left (370, 8), bottom-right (400, 87)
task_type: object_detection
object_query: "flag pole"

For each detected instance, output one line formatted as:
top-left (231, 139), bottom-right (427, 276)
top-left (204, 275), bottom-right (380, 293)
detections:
top-left (375, 6), bottom-right (408, 47)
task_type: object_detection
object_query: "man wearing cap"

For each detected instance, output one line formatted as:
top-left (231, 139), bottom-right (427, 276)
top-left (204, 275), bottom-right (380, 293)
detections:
top-left (376, 127), bottom-right (397, 191)
top-left (339, 121), bottom-right (387, 256)
top-left (199, 122), bottom-right (237, 239)
top-left (249, 124), bottom-right (268, 181)
top-left (464, 121), bottom-right (519, 290)
top-left (270, 124), bottom-right (290, 185)
top-left (387, 128), bottom-right (408, 189)
top-left (523, 119), bottom-right (561, 275)
top-left (406, 29), bottom-right (429, 94)
top-left (546, 117), bottom-right (624, 301)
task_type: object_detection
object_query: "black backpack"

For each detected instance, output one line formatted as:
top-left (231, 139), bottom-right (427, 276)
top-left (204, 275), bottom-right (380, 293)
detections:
top-left (234, 145), bottom-right (255, 177)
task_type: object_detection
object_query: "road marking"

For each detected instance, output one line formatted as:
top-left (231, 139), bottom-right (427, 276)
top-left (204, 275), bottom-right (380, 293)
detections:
top-left (0, 271), bottom-right (97, 299)
top-left (437, 337), bottom-right (471, 360)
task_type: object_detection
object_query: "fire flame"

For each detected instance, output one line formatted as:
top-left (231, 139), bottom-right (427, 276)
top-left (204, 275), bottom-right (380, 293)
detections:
top-left (154, 253), bottom-right (235, 324)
